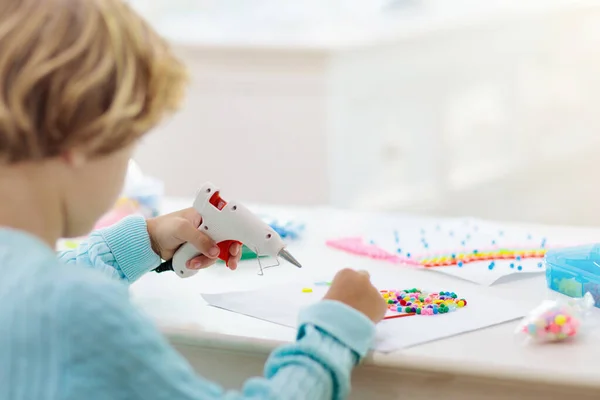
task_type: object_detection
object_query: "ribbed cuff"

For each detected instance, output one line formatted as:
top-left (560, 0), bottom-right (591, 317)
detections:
top-left (100, 215), bottom-right (161, 282)
top-left (298, 300), bottom-right (375, 360)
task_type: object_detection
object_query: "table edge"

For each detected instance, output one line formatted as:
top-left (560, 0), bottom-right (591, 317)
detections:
top-left (161, 326), bottom-right (600, 389)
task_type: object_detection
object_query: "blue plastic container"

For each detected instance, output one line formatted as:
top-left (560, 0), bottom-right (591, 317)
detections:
top-left (545, 244), bottom-right (600, 307)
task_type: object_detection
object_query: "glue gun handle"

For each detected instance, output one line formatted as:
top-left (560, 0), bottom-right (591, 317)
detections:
top-left (218, 240), bottom-right (243, 266)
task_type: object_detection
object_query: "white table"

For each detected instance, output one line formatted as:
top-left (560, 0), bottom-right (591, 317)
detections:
top-left (129, 199), bottom-right (600, 398)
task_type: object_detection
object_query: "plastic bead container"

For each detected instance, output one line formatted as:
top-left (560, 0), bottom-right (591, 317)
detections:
top-left (545, 245), bottom-right (600, 308)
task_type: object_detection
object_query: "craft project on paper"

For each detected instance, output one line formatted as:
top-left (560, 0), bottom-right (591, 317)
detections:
top-left (201, 277), bottom-right (524, 352)
top-left (325, 218), bottom-right (598, 286)
top-left (380, 288), bottom-right (467, 319)
top-left (302, 283), bottom-right (468, 319)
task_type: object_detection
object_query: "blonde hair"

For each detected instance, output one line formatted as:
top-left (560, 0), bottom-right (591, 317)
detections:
top-left (0, 0), bottom-right (187, 164)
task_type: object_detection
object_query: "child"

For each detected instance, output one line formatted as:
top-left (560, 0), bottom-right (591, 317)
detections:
top-left (0, 1), bottom-right (387, 399)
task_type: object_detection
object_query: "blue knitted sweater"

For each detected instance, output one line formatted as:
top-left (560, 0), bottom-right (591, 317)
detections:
top-left (0, 216), bottom-right (375, 400)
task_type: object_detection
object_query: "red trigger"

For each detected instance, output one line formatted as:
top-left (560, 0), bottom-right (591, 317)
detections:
top-left (217, 240), bottom-right (242, 266)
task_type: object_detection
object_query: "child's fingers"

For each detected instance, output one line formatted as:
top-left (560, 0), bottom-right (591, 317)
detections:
top-left (357, 269), bottom-right (370, 278)
top-left (227, 243), bottom-right (241, 270)
top-left (186, 255), bottom-right (216, 270)
top-left (227, 259), bottom-right (238, 270)
top-left (225, 243), bottom-right (241, 271)
top-left (180, 208), bottom-right (202, 228)
top-left (186, 243), bottom-right (242, 271)
top-left (229, 243), bottom-right (241, 257)
top-left (174, 218), bottom-right (219, 258)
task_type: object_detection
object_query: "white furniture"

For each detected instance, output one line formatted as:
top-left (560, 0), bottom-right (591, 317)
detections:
top-left (132, 1), bottom-right (600, 226)
top-left (130, 199), bottom-right (600, 399)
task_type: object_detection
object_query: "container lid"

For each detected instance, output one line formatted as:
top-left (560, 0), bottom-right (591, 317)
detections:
top-left (546, 244), bottom-right (600, 276)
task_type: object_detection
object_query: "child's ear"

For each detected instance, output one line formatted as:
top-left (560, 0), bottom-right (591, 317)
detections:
top-left (60, 148), bottom-right (88, 168)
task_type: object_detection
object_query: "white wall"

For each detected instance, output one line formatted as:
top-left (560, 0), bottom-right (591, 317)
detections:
top-left (133, 1), bottom-right (600, 226)
top-left (134, 47), bottom-right (329, 204)
top-left (325, 8), bottom-right (600, 226)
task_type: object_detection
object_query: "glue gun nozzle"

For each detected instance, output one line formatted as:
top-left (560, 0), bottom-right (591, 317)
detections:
top-left (279, 248), bottom-right (302, 269)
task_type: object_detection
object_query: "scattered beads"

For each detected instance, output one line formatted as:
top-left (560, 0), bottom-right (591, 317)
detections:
top-left (63, 240), bottom-right (78, 249)
top-left (326, 237), bottom-right (551, 270)
top-left (420, 248), bottom-right (548, 268)
top-left (381, 289), bottom-right (467, 317)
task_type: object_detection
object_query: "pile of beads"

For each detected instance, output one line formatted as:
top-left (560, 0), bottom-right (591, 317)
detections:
top-left (381, 289), bottom-right (467, 316)
top-left (520, 304), bottom-right (580, 342)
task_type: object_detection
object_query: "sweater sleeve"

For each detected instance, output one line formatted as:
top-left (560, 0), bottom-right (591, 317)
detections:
top-left (56, 216), bottom-right (161, 283)
top-left (61, 275), bottom-right (375, 400)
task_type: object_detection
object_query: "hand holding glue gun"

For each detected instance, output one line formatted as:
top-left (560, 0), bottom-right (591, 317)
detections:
top-left (147, 207), bottom-right (243, 272)
top-left (152, 182), bottom-right (302, 277)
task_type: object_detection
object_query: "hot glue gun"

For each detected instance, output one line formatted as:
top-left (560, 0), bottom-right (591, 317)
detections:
top-left (154, 182), bottom-right (302, 277)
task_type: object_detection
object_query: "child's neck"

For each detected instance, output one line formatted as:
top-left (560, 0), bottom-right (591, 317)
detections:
top-left (0, 163), bottom-right (65, 247)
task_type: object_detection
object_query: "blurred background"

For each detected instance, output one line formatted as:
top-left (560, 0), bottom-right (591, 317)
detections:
top-left (127, 0), bottom-right (600, 226)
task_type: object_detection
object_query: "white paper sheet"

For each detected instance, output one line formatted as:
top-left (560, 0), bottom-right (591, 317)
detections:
top-left (425, 259), bottom-right (544, 286)
top-left (345, 217), bottom-right (600, 286)
top-left (201, 273), bottom-right (527, 352)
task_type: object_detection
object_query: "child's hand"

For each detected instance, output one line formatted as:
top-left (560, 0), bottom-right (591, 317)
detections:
top-left (324, 269), bottom-right (387, 323)
top-left (146, 208), bottom-right (242, 270)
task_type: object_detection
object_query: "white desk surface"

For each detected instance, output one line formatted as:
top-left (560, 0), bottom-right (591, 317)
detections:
top-left (131, 198), bottom-right (600, 390)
